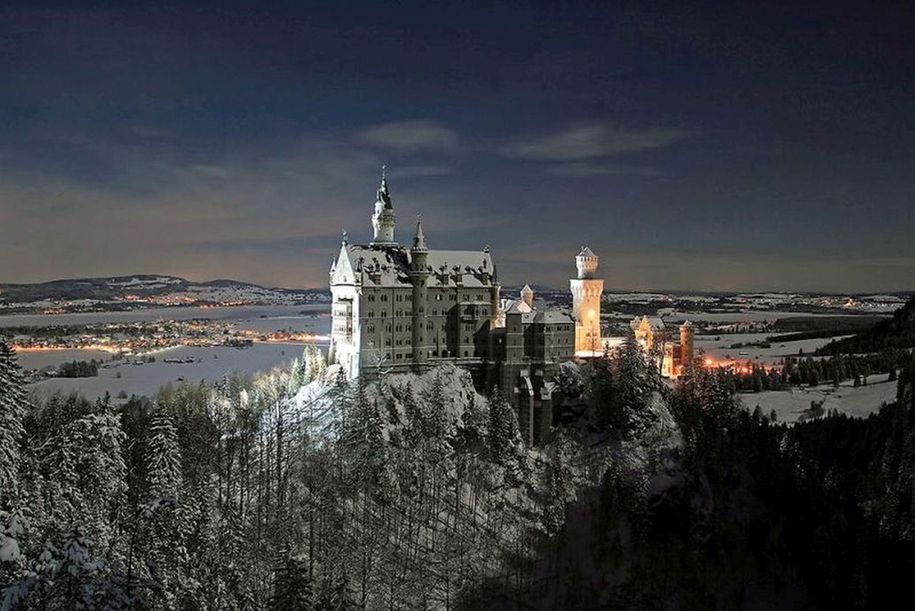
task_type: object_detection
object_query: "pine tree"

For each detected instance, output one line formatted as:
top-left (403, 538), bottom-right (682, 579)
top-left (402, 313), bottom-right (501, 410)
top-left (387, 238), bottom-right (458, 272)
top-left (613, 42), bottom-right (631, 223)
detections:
top-left (147, 409), bottom-right (183, 502)
top-left (0, 340), bottom-right (27, 507)
top-left (488, 386), bottom-right (520, 465)
top-left (270, 553), bottom-right (314, 610)
top-left (141, 408), bottom-right (189, 608)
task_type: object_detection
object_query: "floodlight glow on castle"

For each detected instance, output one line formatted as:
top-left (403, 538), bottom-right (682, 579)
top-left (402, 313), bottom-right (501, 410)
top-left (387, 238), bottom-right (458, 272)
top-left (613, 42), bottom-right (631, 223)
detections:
top-left (327, 170), bottom-right (607, 444)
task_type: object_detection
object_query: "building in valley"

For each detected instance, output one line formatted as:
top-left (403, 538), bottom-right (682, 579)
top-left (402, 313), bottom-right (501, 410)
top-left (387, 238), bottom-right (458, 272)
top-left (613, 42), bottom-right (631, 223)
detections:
top-left (631, 315), bottom-right (695, 378)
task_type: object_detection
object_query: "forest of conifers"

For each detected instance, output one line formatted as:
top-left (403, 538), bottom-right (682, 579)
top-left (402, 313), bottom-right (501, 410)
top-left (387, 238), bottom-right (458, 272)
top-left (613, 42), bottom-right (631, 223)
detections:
top-left (1, 332), bottom-right (914, 609)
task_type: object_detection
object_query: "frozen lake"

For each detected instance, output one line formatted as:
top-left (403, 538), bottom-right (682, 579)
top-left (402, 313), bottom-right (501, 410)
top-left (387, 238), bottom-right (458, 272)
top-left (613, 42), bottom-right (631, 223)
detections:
top-left (27, 342), bottom-right (323, 402)
top-left (0, 304), bottom-right (329, 329)
top-left (7, 305), bottom-right (332, 401)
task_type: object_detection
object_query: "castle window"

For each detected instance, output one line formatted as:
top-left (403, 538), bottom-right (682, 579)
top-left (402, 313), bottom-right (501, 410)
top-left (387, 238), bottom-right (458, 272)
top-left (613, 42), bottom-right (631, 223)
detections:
top-left (381, 294), bottom-right (388, 302)
top-left (396, 353), bottom-right (402, 360)
top-left (396, 294), bottom-right (402, 302)
top-left (381, 311), bottom-right (387, 317)
top-left (368, 311), bottom-right (374, 318)
top-left (436, 294), bottom-right (442, 301)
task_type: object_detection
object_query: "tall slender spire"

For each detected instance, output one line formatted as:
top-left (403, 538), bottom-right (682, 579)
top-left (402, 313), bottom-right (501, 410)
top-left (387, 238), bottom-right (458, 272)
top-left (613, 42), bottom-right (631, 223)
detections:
top-left (412, 214), bottom-right (427, 251)
top-left (377, 165), bottom-right (392, 209)
top-left (371, 167), bottom-right (396, 244)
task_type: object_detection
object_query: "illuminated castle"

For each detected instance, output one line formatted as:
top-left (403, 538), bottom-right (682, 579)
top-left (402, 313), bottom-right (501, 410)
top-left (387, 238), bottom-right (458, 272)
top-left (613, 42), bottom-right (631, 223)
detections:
top-left (570, 247), bottom-right (604, 355)
top-left (631, 315), bottom-right (695, 378)
top-left (328, 172), bottom-right (604, 443)
top-left (328, 174), bottom-right (499, 379)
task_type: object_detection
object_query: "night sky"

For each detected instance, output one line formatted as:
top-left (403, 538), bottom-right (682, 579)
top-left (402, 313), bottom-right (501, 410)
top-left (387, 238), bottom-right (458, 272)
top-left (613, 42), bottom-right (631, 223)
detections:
top-left (2, 1), bottom-right (913, 292)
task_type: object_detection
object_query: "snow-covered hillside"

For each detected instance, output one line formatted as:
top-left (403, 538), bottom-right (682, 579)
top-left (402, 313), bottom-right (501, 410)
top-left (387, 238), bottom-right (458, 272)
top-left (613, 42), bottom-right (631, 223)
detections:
top-left (0, 274), bottom-right (329, 312)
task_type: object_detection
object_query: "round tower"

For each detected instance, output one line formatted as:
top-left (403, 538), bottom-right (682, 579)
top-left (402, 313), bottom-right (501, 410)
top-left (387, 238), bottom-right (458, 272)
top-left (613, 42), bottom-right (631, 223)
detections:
top-left (409, 216), bottom-right (430, 370)
top-left (569, 246), bottom-right (604, 354)
top-left (371, 167), bottom-right (397, 245)
top-left (576, 246), bottom-right (599, 279)
top-left (679, 320), bottom-right (694, 364)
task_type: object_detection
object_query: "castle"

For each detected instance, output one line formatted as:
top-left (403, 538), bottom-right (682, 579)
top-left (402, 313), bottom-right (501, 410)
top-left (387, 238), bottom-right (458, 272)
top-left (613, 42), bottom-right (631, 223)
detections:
top-left (631, 315), bottom-right (695, 377)
top-left (328, 173), bottom-right (605, 443)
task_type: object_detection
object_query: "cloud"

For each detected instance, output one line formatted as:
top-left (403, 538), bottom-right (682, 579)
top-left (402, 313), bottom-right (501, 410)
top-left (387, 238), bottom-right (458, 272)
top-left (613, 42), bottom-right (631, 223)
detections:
top-left (357, 120), bottom-right (460, 153)
top-left (500, 123), bottom-right (687, 161)
top-left (390, 163), bottom-right (455, 178)
top-left (0, 126), bottom-right (496, 287)
top-left (546, 162), bottom-right (662, 177)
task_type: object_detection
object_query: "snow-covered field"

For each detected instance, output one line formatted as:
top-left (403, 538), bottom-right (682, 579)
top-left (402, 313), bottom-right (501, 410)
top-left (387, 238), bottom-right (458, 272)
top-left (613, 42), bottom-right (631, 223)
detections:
top-left (11, 305), bottom-right (333, 400)
top-left (739, 373), bottom-right (897, 424)
top-left (696, 333), bottom-right (852, 366)
top-left (28, 342), bottom-right (324, 401)
top-left (663, 310), bottom-right (868, 323)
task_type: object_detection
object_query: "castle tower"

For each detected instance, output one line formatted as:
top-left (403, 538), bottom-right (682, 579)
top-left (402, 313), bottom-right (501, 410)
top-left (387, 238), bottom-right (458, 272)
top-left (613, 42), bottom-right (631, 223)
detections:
top-left (409, 215), bottom-right (430, 371)
top-left (371, 167), bottom-right (397, 245)
top-left (569, 246), bottom-right (604, 354)
top-left (679, 320), bottom-right (694, 366)
top-left (520, 284), bottom-right (534, 309)
top-left (328, 230), bottom-right (360, 378)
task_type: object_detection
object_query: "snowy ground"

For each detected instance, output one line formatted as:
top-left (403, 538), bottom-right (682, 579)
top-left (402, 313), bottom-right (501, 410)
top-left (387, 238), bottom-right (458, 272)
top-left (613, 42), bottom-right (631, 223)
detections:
top-left (739, 373), bottom-right (897, 424)
top-left (660, 310), bottom-right (871, 323)
top-left (8, 304), bottom-right (333, 400)
top-left (695, 333), bottom-right (852, 366)
top-left (27, 342), bottom-right (326, 401)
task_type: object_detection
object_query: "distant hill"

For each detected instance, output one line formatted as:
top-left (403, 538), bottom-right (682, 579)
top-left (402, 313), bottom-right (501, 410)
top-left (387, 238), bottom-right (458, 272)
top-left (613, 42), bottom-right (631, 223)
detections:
top-left (816, 294), bottom-right (915, 355)
top-left (0, 275), bottom-right (329, 312)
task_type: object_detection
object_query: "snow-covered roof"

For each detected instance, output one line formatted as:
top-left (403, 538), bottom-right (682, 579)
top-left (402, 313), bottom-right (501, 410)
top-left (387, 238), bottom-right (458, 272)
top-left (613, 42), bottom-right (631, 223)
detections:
top-left (630, 314), bottom-right (665, 330)
top-left (332, 244), bottom-right (496, 289)
top-left (577, 246), bottom-right (597, 258)
top-left (533, 310), bottom-right (574, 324)
top-left (504, 298), bottom-right (571, 325)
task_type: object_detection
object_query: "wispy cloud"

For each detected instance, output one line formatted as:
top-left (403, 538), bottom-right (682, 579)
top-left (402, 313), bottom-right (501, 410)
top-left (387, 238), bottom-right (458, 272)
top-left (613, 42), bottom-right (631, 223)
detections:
top-left (357, 120), bottom-right (460, 153)
top-left (546, 161), bottom-right (662, 177)
top-left (500, 123), bottom-right (688, 161)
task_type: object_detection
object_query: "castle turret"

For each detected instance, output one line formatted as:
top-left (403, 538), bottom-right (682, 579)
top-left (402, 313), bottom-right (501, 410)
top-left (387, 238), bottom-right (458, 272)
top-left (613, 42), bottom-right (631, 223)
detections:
top-left (679, 320), bottom-right (694, 366)
top-left (575, 246), bottom-right (599, 279)
top-left (570, 246), bottom-right (604, 354)
top-left (371, 167), bottom-right (397, 245)
top-left (520, 284), bottom-right (534, 308)
top-left (409, 215), bottom-right (430, 371)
